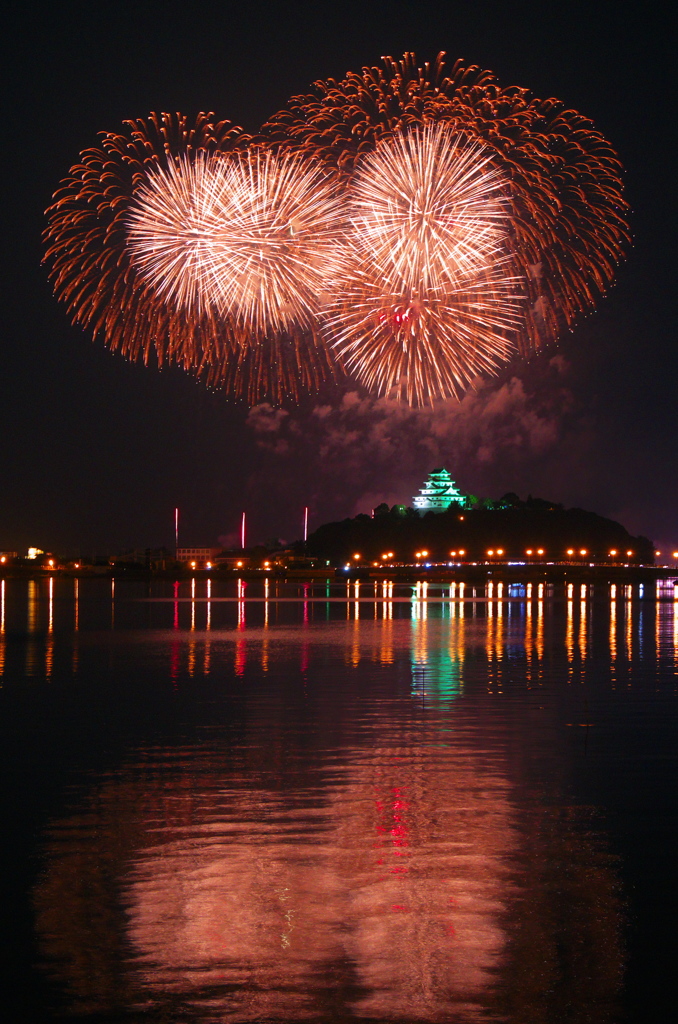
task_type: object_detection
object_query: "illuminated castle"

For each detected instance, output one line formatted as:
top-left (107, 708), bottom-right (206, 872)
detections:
top-left (413, 468), bottom-right (467, 512)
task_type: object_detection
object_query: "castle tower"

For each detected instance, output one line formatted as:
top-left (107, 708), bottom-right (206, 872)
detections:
top-left (413, 468), bottom-right (467, 513)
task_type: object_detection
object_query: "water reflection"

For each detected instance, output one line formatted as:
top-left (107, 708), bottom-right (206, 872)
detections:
top-left (1, 577), bottom-right (677, 691)
top-left (34, 733), bottom-right (623, 1022)
top-left (0, 578), bottom-right (675, 1019)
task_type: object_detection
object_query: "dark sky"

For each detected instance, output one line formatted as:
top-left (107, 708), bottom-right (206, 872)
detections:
top-left (3, 0), bottom-right (675, 556)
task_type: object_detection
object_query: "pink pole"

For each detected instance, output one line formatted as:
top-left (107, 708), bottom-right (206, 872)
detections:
top-left (174, 507), bottom-right (179, 556)
top-left (303, 506), bottom-right (309, 543)
top-left (241, 512), bottom-right (246, 550)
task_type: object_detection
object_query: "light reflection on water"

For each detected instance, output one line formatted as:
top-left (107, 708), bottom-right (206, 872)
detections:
top-left (0, 577), bottom-right (677, 1020)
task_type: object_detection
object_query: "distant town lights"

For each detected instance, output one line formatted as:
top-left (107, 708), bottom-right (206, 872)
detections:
top-left (27, 547), bottom-right (43, 560)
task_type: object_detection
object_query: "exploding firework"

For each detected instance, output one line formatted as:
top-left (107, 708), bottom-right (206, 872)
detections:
top-left (127, 147), bottom-right (345, 336)
top-left (321, 126), bottom-right (524, 404)
top-left (263, 52), bottom-right (630, 353)
top-left (45, 54), bottom-right (629, 408)
top-left (44, 114), bottom-right (342, 403)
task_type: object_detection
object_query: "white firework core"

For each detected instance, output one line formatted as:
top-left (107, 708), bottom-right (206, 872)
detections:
top-left (320, 125), bottom-right (525, 405)
top-left (126, 148), bottom-right (344, 336)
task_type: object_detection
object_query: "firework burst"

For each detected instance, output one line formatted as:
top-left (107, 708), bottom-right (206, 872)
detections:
top-left (127, 147), bottom-right (345, 336)
top-left (44, 114), bottom-right (342, 403)
top-left (321, 126), bottom-right (524, 404)
top-left (44, 55), bottom-right (629, 408)
top-left (263, 52), bottom-right (630, 353)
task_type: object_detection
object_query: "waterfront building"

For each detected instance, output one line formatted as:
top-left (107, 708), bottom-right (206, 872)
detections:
top-left (413, 469), bottom-right (467, 513)
top-left (176, 547), bottom-right (218, 566)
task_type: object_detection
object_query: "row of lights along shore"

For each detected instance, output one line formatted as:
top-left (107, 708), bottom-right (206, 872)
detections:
top-left (346, 547), bottom-right (678, 567)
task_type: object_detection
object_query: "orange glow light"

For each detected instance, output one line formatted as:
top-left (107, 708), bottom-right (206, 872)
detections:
top-left (579, 549), bottom-right (587, 556)
top-left (609, 549), bottom-right (617, 556)
top-left (567, 548), bottom-right (574, 556)
top-left (496, 548), bottom-right (504, 556)
top-left (526, 549), bottom-right (533, 555)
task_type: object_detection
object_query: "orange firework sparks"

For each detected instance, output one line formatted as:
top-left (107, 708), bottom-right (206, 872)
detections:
top-left (320, 126), bottom-right (524, 404)
top-left (127, 148), bottom-right (345, 336)
top-left (44, 114), bottom-right (341, 404)
top-left (263, 52), bottom-right (630, 355)
top-left (44, 54), bottom-right (629, 408)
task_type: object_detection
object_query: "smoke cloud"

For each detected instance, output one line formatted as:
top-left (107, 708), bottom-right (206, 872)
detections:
top-left (243, 355), bottom-right (598, 538)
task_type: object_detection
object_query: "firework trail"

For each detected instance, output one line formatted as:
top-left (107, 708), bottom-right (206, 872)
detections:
top-left (321, 126), bottom-right (523, 404)
top-left (262, 52), bottom-right (630, 354)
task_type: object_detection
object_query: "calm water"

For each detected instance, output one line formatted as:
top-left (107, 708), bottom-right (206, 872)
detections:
top-left (1, 576), bottom-right (677, 1023)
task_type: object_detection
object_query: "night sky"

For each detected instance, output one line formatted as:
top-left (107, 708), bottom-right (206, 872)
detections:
top-left (3, 1), bottom-right (674, 557)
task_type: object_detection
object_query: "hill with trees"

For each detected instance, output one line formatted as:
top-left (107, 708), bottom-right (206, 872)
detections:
top-left (304, 495), bottom-right (654, 566)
